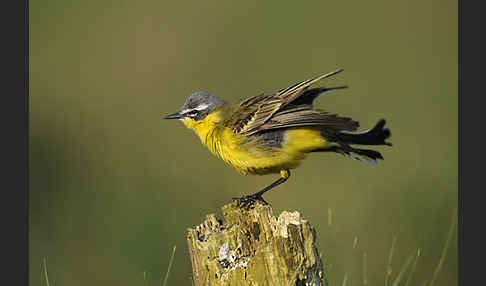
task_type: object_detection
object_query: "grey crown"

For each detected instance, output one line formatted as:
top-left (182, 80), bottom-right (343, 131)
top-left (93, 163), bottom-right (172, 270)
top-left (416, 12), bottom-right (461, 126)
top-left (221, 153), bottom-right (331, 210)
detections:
top-left (179, 92), bottom-right (226, 120)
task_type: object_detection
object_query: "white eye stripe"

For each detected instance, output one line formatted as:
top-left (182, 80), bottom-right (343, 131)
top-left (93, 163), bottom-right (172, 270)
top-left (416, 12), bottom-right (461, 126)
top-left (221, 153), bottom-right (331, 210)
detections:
top-left (194, 104), bottom-right (210, 111)
top-left (181, 104), bottom-right (210, 116)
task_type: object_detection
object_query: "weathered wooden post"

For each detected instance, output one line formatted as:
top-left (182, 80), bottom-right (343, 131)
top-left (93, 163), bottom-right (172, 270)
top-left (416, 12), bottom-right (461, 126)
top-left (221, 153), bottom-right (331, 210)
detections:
top-left (187, 201), bottom-right (326, 286)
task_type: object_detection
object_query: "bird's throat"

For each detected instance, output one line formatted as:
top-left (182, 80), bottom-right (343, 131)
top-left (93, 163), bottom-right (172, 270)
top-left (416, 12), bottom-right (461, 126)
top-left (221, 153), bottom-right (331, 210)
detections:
top-left (181, 112), bottom-right (223, 152)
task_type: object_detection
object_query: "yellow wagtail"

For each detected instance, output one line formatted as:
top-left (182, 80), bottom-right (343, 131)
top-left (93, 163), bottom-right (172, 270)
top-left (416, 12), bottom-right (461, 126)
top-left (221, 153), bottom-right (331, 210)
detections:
top-left (164, 69), bottom-right (391, 205)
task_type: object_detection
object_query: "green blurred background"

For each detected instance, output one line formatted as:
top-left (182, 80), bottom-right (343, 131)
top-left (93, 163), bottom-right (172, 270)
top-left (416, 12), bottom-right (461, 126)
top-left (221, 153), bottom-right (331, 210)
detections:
top-left (30, 0), bottom-right (457, 285)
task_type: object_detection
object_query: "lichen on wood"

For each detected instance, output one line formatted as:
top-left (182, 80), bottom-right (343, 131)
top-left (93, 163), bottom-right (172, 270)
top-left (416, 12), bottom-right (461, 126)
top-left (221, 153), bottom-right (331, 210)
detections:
top-left (186, 201), bottom-right (326, 286)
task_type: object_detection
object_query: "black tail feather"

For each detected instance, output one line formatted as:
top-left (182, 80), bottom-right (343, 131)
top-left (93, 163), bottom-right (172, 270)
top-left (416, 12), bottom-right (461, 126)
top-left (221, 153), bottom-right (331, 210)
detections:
top-left (341, 147), bottom-right (384, 166)
top-left (313, 119), bottom-right (391, 165)
top-left (336, 119), bottom-right (392, 146)
top-left (349, 148), bottom-right (384, 160)
top-left (311, 145), bottom-right (385, 165)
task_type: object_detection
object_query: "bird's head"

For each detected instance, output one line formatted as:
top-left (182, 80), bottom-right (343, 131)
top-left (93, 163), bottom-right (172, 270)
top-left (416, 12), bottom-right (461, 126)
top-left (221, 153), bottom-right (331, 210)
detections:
top-left (164, 92), bottom-right (226, 129)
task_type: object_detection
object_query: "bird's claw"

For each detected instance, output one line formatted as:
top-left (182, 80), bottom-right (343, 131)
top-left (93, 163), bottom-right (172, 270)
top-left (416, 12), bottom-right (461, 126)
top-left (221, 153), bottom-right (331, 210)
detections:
top-left (232, 193), bottom-right (268, 208)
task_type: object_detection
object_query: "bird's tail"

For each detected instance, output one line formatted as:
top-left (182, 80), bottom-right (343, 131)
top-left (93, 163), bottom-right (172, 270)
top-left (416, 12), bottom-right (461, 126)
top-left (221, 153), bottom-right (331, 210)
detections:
top-left (316, 119), bottom-right (392, 165)
top-left (337, 146), bottom-right (385, 166)
top-left (336, 119), bottom-right (391, 146)
top-left (339, 119), bottom-right (391, 165)
top-left (311, 144), bottom-right (387, 166)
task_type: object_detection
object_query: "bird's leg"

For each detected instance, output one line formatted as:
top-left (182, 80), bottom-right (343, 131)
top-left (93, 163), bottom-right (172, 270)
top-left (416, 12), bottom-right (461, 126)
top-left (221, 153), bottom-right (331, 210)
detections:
top-left (234, 169), bottom-right (291, 206)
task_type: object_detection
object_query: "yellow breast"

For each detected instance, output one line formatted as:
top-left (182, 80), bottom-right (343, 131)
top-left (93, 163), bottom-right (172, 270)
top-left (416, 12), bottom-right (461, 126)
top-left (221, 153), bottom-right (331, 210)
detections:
top-left (182, 112), bottom-right (328, 175)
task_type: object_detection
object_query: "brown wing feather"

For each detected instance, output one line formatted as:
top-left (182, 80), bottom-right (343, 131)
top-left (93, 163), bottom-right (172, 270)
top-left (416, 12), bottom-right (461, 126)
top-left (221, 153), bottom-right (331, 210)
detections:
top-left (231, 93), bottom-right (271, 134)
top-left (233, 69), bottom-right (345, 135)
top-left (245, 105), bottom-right (359, 135)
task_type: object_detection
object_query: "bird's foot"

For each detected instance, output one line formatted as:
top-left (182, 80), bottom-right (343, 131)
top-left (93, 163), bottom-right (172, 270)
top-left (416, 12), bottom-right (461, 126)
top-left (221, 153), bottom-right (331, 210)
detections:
top-left (232, 193), bottom-right (268, 208)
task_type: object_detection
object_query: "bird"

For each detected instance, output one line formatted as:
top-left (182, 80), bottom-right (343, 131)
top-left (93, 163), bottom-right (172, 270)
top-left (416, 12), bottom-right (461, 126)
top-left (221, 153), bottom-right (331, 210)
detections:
top-left (164, 69), bottom-right (391, 205)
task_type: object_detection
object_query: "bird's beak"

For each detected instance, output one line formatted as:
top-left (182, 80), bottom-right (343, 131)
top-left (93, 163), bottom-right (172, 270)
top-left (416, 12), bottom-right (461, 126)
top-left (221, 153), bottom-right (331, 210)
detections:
top-left (164, 112), bottom-right (182, 119)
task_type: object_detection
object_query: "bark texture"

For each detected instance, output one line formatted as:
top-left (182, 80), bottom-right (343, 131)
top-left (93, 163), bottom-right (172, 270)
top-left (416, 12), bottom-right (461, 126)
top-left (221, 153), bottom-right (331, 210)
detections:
top-left (187, 201), bottom-right (326, 286)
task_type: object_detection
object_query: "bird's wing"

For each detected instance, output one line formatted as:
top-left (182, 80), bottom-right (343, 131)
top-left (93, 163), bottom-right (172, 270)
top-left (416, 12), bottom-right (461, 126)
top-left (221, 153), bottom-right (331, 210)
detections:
top-left (257, 104), bottom-right (359, 132)
top-left (231, 69), bottom-right (349, 135)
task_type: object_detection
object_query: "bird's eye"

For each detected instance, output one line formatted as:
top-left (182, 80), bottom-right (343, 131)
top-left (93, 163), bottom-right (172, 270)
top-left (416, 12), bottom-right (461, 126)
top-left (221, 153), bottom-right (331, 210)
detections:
top-left (185, 110), bottom-right (199, 118)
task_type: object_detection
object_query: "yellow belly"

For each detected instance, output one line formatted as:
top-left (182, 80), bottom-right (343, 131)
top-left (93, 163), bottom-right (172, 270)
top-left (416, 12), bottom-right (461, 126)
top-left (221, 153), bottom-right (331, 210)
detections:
top-left (206, 127), bottom-right (327, 175)
top-left (182, 114), bottom-right (327, 175)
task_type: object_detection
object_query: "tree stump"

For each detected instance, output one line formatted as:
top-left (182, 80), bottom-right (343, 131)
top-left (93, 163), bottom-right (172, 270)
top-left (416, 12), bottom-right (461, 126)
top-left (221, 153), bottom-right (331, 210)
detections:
top-left (186, 201), bottom-right (326, 286)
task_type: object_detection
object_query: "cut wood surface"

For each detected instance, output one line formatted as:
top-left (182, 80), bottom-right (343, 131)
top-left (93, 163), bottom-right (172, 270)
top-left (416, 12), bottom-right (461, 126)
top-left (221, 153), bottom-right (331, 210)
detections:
top-left (187, 201), bottom-right (326, 286)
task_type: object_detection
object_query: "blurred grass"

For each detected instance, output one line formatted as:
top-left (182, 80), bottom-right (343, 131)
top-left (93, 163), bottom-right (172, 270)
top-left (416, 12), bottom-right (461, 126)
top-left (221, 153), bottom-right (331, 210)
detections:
top-left (404, 249), bottom-right (421, 286)
top-left (43, 258), bottom-right (50, 286)
top-left (30, 0), bottom-right (457, 285)
top-left (161, 246), bottom-right (176, 286)
top-left (386, 235), bottom-right (398, 286)
top-left (326, 208), bottom-right (455, 286)
top-left (391, 250), bottom-right (414, 286)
